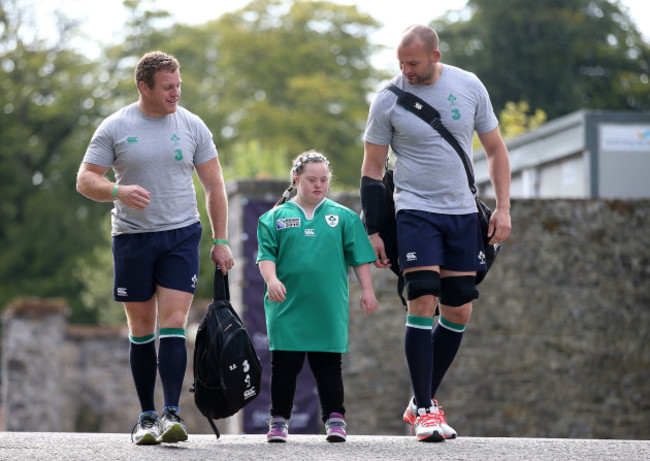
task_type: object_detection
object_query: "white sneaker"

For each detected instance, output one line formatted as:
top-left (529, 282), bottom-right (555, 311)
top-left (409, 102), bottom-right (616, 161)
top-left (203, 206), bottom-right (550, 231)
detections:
top-left (158, 406), bottom-right (188, 443)
top-left (404, 397), bottom-right (457, 439)
top-left (267, 416), bottom-right (289, 442)
top-left (413, 407), bottom-right (445, 442)
top-left (325, 412), bottom-right (347, 442)
top-left (131, 411), bottom-right (161, 445)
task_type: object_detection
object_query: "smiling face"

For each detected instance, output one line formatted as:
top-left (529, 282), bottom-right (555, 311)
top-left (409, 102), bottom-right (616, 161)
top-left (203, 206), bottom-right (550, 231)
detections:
top-left (138, 69), bottom-right (181, 117)
top-left (295, 161), bottom-right (330, 207)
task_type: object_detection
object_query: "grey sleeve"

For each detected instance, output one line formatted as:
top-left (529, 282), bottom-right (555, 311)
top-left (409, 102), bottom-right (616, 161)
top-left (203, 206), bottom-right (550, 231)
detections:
top-left (82, 120), bottom-right (115, 168)
top-left (364, 91), bottom-right (394, 146)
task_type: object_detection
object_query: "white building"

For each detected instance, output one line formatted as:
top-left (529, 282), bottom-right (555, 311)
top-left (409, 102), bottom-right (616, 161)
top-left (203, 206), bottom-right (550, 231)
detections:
top-left (474, 110), bottom-right (650, 199)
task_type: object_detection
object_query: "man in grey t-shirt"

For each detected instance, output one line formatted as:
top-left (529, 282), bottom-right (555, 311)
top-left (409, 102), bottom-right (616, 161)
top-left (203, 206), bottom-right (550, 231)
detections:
top-left (76, 51), bottom-right (234, 445)
top-left (361, 25), bottom-right (511, 442)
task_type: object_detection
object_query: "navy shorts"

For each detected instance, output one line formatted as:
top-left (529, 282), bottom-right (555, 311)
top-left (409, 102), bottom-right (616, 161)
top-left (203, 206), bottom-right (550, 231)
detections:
top-left (396, 210), bottom-right (486, 272)
top-left (112, 222), bottom-right (202, 302)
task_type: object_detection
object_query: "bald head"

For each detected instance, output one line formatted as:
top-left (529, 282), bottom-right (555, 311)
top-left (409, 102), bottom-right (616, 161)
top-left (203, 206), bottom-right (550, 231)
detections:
top-left (400, 25), bottom-right (440, 55)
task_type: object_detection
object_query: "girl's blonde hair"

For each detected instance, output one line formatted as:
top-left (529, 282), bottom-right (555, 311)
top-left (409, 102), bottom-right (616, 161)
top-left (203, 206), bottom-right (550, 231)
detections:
top-left (275, 150), bottom-right (331, 207)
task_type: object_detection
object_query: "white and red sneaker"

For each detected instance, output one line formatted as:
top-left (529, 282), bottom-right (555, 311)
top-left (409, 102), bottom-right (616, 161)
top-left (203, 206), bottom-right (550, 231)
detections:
top-left (413, 406), bottom-right (445, 442)
top-left (404, 397), bottom-right (457, 439)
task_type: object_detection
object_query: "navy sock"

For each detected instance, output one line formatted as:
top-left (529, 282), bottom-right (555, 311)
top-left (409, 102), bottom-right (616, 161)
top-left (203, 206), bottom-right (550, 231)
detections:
top-left (158, 329), bottom-right (187, 409)
top-left (430, 317), bottom-right (465, 398)
top-left (129, 333), bottom-right (158, 413)
top-left (405, 315), bottom-right (434, 409)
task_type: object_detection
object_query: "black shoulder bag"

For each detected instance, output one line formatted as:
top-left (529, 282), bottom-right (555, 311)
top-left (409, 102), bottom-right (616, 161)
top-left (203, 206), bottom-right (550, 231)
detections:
top-left (386, 84), bottom-right (500, 284)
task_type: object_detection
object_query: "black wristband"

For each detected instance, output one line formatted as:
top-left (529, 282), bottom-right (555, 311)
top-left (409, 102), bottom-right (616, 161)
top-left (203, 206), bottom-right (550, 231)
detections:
top-left (360, 175), bottom-right (386, 235)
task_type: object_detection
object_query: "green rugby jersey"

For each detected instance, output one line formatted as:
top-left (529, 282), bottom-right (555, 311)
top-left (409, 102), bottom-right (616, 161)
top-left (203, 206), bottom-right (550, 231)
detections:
top-left (257, 198), bottom-right (376, 352)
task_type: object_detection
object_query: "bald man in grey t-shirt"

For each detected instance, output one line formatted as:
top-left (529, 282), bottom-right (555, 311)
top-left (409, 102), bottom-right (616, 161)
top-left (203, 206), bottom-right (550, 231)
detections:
top-left (361, 25), bottom-right (512, 442)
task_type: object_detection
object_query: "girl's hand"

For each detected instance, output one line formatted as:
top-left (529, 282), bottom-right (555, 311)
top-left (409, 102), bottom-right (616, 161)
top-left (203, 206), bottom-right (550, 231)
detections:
top-left (266, 279), bottom-right (287, 303)
top-left (360, 291), bottom-right (379, 316)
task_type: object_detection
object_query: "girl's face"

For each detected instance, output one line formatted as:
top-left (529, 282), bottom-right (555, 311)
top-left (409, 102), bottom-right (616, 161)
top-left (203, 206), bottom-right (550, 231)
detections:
top-left (295, 161), bottom-right (330, 206)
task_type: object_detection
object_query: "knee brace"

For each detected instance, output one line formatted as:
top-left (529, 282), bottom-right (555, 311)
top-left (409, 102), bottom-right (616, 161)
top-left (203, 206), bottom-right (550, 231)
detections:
top-left (440, 276), bottom-right (479, 307)
top-left (404, 270), bottom-right (440, 301)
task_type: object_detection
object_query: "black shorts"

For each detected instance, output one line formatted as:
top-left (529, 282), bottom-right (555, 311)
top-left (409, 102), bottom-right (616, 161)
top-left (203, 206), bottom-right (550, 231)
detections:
top-left (396, 210), bottom-right (486, 272)
top-left (112, 222), bottom-right (202, 302)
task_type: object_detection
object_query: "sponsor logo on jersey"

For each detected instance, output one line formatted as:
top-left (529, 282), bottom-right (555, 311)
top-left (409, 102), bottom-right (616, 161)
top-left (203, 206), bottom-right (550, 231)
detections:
top-left (325, 214), bottom-right (339, 228)
top-left (305, 228), bottom-right (315, 236)
top-left (276, 218), bottom-right (301, 229)
top-left (406, 252), bottom-right (417, 262)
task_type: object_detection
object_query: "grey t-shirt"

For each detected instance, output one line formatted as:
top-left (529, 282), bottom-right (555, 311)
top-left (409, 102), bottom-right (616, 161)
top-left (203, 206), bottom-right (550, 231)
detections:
top-left (364, 65), bottom-right (498, 215)
top-left (83, 103), bottom-right (218, 235)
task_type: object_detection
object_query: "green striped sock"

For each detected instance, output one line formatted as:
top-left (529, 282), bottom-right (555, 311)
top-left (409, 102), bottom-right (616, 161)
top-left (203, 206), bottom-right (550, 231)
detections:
top-left (439, 316), bottom-right (466, 333)
top-left (406, 314), bottom-right (434, 330)
top-left (129, 332), bottom-right (156, 344)
top-left (159, 328), bottom-right (186, 339)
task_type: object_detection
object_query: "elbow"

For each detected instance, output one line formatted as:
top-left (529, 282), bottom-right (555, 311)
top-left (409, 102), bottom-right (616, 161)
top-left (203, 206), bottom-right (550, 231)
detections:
top-left (75, 172), bottom-right (89, 197)
top-left (75, 175), bottom-right (84, 196)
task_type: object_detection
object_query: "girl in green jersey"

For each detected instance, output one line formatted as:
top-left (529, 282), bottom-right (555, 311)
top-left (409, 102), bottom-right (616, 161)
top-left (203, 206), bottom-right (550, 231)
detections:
top-left (257, 151), bottom-right (378, 443)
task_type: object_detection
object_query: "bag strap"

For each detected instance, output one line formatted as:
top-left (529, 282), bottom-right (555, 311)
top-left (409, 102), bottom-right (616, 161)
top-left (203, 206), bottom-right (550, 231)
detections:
top-left (213, 265), bottom-right (230, 302)
top-left (387, 84), bottom-right (477, 196)
top-left (207, 418), bottom-right (221, 439)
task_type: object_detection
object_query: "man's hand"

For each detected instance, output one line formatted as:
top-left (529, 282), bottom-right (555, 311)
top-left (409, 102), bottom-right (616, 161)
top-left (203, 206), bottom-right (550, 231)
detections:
top-left (115, 184), bottom-right (151, 210)
top-left (211, 244), bottom-right (235, 274)
top-left (487, 207), bottom-right (512, 245)
top-left (369, 233), bottom-right (392, 269)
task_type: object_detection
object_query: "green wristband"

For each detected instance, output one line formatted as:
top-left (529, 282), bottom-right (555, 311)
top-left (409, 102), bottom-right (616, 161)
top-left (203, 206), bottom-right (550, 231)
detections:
top-left (112, 184), bottom-right (119, 200)
top-left (213, 238), bottom-right (228, 245)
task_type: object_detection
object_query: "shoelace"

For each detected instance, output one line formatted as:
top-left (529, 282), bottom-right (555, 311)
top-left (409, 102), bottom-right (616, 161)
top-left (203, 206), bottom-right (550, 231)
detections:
top-left (269, 421), bottom-right (287, 432)
top-left (415, 412), bottom-right (441, 428)
top-left (163, 409), bottom-right (184, 424)
top-left (431, 401), bottom-right (448, 422)
top-left (131, 416), bottom-right (158, 442)
top-left (327, 419), bottom-right (346, 431)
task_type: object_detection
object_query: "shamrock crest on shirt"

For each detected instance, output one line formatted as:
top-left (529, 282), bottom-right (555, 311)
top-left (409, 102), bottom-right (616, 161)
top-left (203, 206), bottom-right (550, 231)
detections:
top-left (325, 214), bottom-right (339, 228)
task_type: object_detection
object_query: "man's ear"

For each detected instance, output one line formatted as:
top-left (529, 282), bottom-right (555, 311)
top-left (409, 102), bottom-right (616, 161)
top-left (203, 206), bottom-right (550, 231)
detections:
top-left (137, 80), bottom-right (149, 95)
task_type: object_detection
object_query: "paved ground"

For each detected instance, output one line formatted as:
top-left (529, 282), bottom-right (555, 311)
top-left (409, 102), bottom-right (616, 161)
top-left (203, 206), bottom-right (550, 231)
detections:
top-left (1, 432), bottom-right (649, 461)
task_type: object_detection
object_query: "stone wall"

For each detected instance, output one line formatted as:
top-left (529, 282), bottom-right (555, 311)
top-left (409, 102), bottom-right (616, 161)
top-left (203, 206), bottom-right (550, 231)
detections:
top-left (1, 298), bottom-right (235, 435)
top-left (344, 198), bottom-right (650, 439)
top-left (2, 180), bottom-right (649, 439)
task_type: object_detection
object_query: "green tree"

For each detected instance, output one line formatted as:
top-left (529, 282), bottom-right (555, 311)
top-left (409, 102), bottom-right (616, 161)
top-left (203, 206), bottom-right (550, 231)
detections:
top-left (192, 0), bottom-right (385, 187)
top-left (0, 0), bottom-right (110, 320)
top-left (434, 0), bottom-right (650, 119)
top-left (499, 101), bottom-right (547, 140)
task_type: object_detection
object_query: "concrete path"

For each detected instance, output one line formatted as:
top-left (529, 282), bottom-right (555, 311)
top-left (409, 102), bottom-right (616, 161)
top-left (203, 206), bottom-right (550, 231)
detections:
top-left (1, 432), bottom-right (649, 460)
